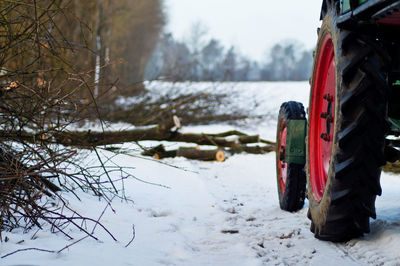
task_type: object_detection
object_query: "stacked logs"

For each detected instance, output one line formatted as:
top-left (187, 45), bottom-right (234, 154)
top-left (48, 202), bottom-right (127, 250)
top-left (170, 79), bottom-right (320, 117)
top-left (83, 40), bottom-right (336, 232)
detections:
top-left (1, 116), bottom-right (275, 162)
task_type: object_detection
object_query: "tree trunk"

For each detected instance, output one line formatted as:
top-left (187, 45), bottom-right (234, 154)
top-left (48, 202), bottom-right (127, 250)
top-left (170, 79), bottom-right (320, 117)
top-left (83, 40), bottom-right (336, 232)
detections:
top-left (94, 0), bottom-right (103, 97)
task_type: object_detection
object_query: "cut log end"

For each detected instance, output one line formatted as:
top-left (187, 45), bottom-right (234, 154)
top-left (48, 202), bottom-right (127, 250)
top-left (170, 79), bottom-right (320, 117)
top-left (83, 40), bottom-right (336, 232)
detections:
top-left (215, 150), bottom-right (225, 162)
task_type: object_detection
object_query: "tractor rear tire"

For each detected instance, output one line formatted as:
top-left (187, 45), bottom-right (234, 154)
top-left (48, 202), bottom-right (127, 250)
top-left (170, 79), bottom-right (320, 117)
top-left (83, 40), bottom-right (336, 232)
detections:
top-left (306, 5), bottom-right (390, 242)
top-left (276, 101), bottom-right (307, 212)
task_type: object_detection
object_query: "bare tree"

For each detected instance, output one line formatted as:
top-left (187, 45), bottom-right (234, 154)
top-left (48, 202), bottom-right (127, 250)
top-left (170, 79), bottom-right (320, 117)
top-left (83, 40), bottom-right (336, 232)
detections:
top-left (261, 41), bottom-right (312, 81)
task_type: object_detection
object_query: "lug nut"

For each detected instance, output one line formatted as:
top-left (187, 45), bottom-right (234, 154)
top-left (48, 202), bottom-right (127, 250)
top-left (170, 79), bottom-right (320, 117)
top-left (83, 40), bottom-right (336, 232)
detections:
top-left (320, 112), bottom-right (333, 122)
top-left (323, 94), bottom-right (333, 102)
top-left (320, 133), bottom-right (330, 142)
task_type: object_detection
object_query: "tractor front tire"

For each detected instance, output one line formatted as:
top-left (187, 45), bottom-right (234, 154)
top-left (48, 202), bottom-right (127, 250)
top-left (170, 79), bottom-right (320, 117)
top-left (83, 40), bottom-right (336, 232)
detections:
top-left (306, 5), bottom-right (390, 242)
top-left (276, 101), bottom-right (307, 212)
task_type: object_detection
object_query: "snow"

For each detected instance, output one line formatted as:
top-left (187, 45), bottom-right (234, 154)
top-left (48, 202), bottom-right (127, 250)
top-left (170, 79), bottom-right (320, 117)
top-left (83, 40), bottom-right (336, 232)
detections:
top-left (2, 81), bottom-right (400, 265)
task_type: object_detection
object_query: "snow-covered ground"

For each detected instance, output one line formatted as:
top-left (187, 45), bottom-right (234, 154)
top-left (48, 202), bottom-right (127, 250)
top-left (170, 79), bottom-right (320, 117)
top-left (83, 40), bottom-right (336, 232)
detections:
top-left (2, 82), bottom-right (400, 265)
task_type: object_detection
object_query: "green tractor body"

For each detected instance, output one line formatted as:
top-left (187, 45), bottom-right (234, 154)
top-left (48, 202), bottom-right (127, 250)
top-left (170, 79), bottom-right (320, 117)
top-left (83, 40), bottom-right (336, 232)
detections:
top-left (341, 0), bottom-right (369, 13)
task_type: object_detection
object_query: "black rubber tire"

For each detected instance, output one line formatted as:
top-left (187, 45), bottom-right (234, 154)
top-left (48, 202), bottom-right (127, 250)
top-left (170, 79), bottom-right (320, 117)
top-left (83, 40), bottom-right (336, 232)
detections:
top-left (306, 4), bottom-right (390, 242)
top-left (276, 101), bottom-right (307, 212)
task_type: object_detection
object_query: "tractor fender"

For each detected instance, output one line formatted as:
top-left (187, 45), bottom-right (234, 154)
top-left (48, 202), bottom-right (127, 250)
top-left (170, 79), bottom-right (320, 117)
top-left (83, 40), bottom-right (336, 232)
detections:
top-left (285, 119), bottom-right (307, 165)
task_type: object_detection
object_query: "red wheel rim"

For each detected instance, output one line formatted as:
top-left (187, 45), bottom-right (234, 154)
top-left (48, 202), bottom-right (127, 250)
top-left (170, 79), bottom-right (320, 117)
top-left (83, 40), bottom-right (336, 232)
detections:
top-left (278, 118), bottom-right (288, 194)
top-left (309, 33), bottom-right (336, 202)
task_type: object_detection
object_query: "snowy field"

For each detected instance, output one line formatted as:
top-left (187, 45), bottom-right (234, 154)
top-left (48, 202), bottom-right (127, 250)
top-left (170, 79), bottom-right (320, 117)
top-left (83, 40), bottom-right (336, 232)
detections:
top-left (2, 82), bottom-right (400, 265)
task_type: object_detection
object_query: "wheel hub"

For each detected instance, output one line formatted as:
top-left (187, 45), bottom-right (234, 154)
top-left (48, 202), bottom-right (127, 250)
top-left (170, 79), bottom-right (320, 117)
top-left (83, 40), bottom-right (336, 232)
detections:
top-left (320, 93), bottom-right (334, 141)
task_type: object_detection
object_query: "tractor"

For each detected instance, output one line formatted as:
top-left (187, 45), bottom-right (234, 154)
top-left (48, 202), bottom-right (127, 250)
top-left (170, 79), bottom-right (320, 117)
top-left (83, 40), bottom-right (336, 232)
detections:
top-left (275, 0), bottom-right (400, 242)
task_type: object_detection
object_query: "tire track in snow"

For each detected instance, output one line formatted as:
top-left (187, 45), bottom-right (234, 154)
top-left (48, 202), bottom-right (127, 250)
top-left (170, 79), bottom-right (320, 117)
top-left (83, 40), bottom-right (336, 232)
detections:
top-left (193, 153), bottom-right (359, 265)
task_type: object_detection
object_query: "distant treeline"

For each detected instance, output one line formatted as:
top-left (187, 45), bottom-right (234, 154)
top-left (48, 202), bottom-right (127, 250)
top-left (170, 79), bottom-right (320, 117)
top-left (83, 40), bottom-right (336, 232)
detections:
top-left (146, 31), bottom-right (313, 82)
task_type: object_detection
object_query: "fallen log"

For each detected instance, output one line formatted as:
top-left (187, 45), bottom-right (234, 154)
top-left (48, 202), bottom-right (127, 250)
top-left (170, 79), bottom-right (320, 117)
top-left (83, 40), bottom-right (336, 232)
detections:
top-left (168, 133), bottom-right (259, 147)
top-left (142, 145), bottom-right (225, 161)
top-left (53, 116), bottom-right (181, 146)
top-left (52, 127), bottom-right (260, 148)
top-left (207, 130), bottom-right (247, 137)
top-left (141, 144), bottom-right (273, 161)
top-left (0, 114), bottom-right (276, 159)
top-left (177, 147), bottom-right (225, 162)
top-left (0, 127), bottom-right (265, 148)
top-left (0, 117), bottom-right (181, 146)
top-left (142, 144), bottom-right (177, 159)
top-left (227, 145), bottom-right (274, 154)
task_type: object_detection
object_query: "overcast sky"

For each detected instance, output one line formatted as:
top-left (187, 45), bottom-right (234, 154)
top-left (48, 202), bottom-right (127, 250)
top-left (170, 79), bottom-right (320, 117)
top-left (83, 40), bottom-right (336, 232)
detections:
top-left (165, 0), bottom-right (322, 60)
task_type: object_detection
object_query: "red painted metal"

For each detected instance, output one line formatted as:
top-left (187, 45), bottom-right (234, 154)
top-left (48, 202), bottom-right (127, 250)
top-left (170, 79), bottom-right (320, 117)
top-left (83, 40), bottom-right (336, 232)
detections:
top-left (309, 33), bottom-right (336, 202)
top-left (376, 10), bottom-right (400, 25)
top-left (278, 119), bottom-right (288, 194)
